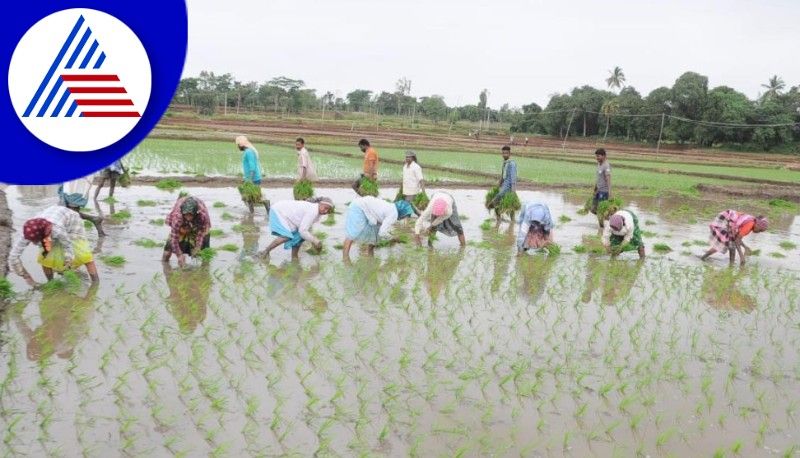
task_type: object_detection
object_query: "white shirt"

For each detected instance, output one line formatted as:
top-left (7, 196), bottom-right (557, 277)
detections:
top-left (271, 200), bottom-right (321, 244)
top-left (415, 192), bottom-right (453, 235)
top-left (353, 196), bottom-right (398, 238)
top-left (9, 206), bottom-right (86, 276)
top-left (297, 148), bottom-right (318, 181)
top-left (602, 210), bottom-right (635, 247)
top-left (402, 162), bottom-right (424, 196)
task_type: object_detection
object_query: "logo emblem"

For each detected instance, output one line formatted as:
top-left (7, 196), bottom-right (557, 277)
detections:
top-left (8, 8), bottom-right (151, 152)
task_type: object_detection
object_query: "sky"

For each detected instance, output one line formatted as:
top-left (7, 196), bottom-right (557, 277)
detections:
top-left (184, 0), bottom-right (800, 108)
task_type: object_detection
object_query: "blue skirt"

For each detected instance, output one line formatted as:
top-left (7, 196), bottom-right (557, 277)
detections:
top-left (268, 209), bottom-right (304, 249)
top-left (345, 204), bottom-right (379, 244)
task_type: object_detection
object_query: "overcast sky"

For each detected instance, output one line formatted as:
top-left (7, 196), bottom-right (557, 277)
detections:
top-left (184, 0), bottom-right (800, 108)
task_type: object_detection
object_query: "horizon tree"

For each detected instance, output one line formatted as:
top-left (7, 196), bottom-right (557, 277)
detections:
top-left (761, 75), bottom-right (786, 99)
top-left (606, 66), bottom-right (626, 91)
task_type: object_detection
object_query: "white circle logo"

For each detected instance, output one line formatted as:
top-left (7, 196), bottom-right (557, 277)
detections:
top-left (8, 8), bottom-right (151, 152)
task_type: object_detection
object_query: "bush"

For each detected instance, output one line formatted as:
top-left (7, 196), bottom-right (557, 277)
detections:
top-left (293, 180), bottom-right (314, 200)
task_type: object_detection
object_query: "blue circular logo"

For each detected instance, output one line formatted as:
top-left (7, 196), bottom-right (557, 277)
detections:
top-left (2, 0), bottom-right (187, 184)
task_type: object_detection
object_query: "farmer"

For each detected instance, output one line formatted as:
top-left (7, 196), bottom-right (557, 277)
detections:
top-left (236, 135), bottom-right (270, 213)
top-left (9, 205), bottom-right (99, 286)
top-left (516, 202), bottom-right (555, 255)
top-left (59, 176), bottom-right (105, 236)
top-left (487, 145), bottom-right (518, 222)
top-left (591, 148), bottom-right (611, 224)
top-left (701, 210), bottom-right (768, 266)
top-left (352, 139), bottom-right (379, 195)
top-left (343, 196), bottom-right (414, 260)
top-left (162, 196), bottom-right (212, 268)
top-left (602, 209), bottom-right (645, 259)
top-left (94, 159), bottom-right (125, 201)
top-left (296, 137), bottom-right (318, 181)
top-left (401, 150), bottom-right (425, 204)
top-left (414, 191), bottom-right (466, 247)
top-left (261, 197), bottom-right (334, 260)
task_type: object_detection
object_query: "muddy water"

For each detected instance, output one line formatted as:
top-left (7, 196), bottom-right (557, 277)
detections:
top-left (0, 186), bottom-right (799, 457)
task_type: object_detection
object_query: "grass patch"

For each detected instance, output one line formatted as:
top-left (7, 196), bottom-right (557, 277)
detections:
top-left (768, 199), bottom-right (797, 210)
top-left (137, 200), bottom-right (157, 207)
top-left (155, 178), bottom-right (183, 192)
top-left (101, 255), bottom-right (126, 267)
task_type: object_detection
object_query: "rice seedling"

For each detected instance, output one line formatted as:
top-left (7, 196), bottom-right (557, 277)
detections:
top-left (209, 229), bottom-right (225, 237)
top-left (484, 187), bottom-right (520, 216)
top-left (101, 255), bottom-right (126, 266)
top-left (770, 252), bottom-right (786, 258)
top-left (0, 277), bottom-right (15, 300)
top-left (212, 201), bottom-right (226, 208)
top-left (218, 244), bottom-right (239, 252)
top-left (357, 177), bottom-right (379, 196)
top-left (558, 215), bottom-right (572, 223)
top-left (221, 212), bottom-right (236, 221)
top-left (102, 196), bottom-right (118, 203)
top-left (768, 198), bottom-right (797, 210)
top-left (779, 240), bottom-right (797, 250)
top-left (83, 220), bottom-right (93, 229)
top-left (155, 178), bottom-right (183, 191)
top-left (110, 209), bottom-right (132, 221)
top-left (653, 243), bottom-right (672, 253)
top-left (150, 218), bottom-right (165, 225)
top-left (137, 200), bottom-right (157, 207)
top-left (134, 238), bottom-right (162, 248)
top-left (198, 247), bottom-right (217, 262)
top-left (293, 179), bottom-right (314, 200)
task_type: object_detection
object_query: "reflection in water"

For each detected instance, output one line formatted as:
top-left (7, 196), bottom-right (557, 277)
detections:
top-left (14, 284), bottom-right (98, 361)
top-left (268, 261), bottom-right (328, 314)
top-left (484, 223), bottom-right (515, 294)
top-left (581, 257), bottom-right (643, 306)
top-left (15, 185), bottom-right (59, 204)
top-left (424, 249), bottom-right (464, 304)
top-left (163, 263), bottom-right (211, 333)
top-left (515, 254), bottom-right (557, 304)
top-left (701, 267), bottom-right (756, 312)
top-left (238, 215), bottom-right (261, 259)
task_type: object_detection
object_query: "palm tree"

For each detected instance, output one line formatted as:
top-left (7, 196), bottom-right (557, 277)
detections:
top-left (605, 66), bottom-right (626, 91)
top-left (761, 75), bottom-right (785, 98)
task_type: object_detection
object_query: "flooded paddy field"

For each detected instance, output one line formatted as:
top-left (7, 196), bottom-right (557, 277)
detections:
top-left (1, 185), bottom-right (799, 456)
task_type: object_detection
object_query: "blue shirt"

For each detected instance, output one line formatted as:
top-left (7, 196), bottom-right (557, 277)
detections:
top-left (242, 148), bottom-right (262, 183)
top-left (501, 159), bottom-right (517, 191)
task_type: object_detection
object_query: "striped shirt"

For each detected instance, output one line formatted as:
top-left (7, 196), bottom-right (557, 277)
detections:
top-left (9, 206), bottom-right (85, 276)
top-left (166, 197), bottom-right (211, 255)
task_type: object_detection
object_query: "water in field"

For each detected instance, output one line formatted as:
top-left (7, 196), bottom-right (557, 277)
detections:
top-left (1, 186), bottom-right (799, 456)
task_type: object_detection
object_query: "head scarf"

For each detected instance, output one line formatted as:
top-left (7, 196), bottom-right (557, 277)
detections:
top-left (754, 216), bottom-right (768, 232)
top-left (431, 198), bottom-right (448, 217)
top-left (23, 218), bottom-right (52, 242)
top-left (235, 135), bottom-right (259, 159)
top-left (308, 196), bottom-right (335, 211)
top-left (609, 213), bottom-right (624, 232)
top-left (62, 192), bottom-right (88, 209)
top-left (394, 200), bottom-right (414, 220)
top-left (180, 197), bottom-right (199, 215)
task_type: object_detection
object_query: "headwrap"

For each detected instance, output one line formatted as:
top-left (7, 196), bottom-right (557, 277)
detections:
top-left (431, 198), bottom-right (448, 217)
top-left (394, 200), bottom-right (414, 220)
top-left (23, 218), bottom-right (52, 242)
top-left (754, 216), bottom-right (768, 232)
top-left (308, 196), bottom-right (335, 211)
top-left (405, 150), bottom-right (417, 159)
top-left (235, 135), bottom-right (254, 149)
top-left (609, 213), bottom-right (624, 232)
top-left (180, 197), bottom-right (199, 215)
top-left (62, 192), bottom-right (88, 208)
top-left (522, 202), bottom-right (554, 232)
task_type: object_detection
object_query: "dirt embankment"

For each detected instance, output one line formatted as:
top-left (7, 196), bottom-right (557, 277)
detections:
top-left (0, 189), bottom-right (12, 278)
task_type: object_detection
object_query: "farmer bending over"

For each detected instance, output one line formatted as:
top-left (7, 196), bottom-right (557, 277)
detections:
top-left (261, 197), bottom-right (334, 260)
top-left (162, 196), bottom-right (212, 267)
top-left (9, 206), bottom-right (99, 286)
top-left (602, 209), bottom-right (645, 259)
top-left (517, 202), bottom-right (555, 255)
top-left (701, 210), bottom-right (767, 266)
top-left (343, 196), bottom-right (414, 260)
top-left (415, 191), bottom-right (466, 248)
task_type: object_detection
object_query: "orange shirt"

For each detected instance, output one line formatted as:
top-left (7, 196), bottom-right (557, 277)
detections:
top-left (363, 147), bottom-right (378, 174)
top-left (738, 220), bottom-right (755, 237)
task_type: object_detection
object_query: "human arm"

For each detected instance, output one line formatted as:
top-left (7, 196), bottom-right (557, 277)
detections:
top-left (378, 208), bottom-right (398, 239)
top-left (245, 150), bottom-right (257, 182)
top-left (517, 216), bottom-right (530, 251)
top-left (509, 161), bottom-right (518, 192)
top-left (298, 207), bottom-right (321, 246)
top-left (193, 201), bottom-right (211, 254)
top-left (8, 237), bottom-right (37, 287)
top-left (416, 165), bottom-right (425, 192)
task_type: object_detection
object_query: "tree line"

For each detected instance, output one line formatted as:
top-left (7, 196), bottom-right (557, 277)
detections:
top-left (172, 70), bottom-right (800, 150)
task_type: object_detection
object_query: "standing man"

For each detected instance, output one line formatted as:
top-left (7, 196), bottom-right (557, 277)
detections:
top-left (591, 148), bottom-right (611, 225)
top-left (401, 151), bottom-right (424, 203)
top-left (295, 137), bottom-right (317, 182)
top-left (352, 138), bottom-right (379, 195)
top-left (94, 159), bottom-right (125, 201)
top-left (487, 145), bottom-right (518, 222)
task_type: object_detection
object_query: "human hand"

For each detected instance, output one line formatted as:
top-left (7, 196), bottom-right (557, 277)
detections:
top-left (178, 254), bottom-right (187, 268)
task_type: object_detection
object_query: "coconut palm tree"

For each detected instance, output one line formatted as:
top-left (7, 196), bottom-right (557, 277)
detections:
top-left (761, 75), bottom-right (785, 98)
top-left (606, 66), bottom-right (626, 91)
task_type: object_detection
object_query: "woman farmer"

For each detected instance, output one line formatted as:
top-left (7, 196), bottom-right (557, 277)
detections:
top-left (414, 191), bottom-right (466, 247)
top-left (602, 209), bottom-right (645, 259)
top-left (343, 196), bottom-right (414, 260)
top-left (59, 178), bottom-right (105, 236)
top-left (701, 210), bottom-right (767, 266)
top-left (401, 150), bottom-right (425, 203)
top-left (235, 135), bottom-right (270, 214)
top-left (516, 202), bottom-right (555, 255)
top-left (162, 196), bottom-right (212, 268)
top-left (8, 206), bottom-right (99, 286)
top-left (261, 197), bottom-right (334, 260)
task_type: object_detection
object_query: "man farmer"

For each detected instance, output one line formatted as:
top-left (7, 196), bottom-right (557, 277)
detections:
top-left (352, 139), bottom-right (378, 195)
top-left (487, 145), bottom-right (518, 222)
top-left (296, 137), bottom-right (317, 181)
top-left (591, 148), bottom-right (611, 226)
